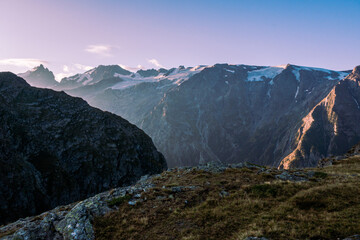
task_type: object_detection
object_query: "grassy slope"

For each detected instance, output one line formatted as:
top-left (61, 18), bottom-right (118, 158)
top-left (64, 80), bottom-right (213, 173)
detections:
top-left (94, 156), bottom-right (360, 240)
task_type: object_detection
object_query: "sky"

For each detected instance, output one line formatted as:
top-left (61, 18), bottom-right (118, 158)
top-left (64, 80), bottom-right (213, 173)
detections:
top-left (0, 0), bottom-right (359, 81)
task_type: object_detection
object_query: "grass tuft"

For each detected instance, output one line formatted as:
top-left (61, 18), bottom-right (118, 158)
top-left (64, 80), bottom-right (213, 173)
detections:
top-left (107, 194), bottom-right (132, 207)
top-left (95, 156), bottom-right (360, 240)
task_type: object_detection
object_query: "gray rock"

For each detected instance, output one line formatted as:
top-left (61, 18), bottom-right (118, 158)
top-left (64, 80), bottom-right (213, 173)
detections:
top-left (219, 190), bottom-right (230, 198)
top-left (275, 171), bottom-right (308, 182)
top-left (171, 186), bottom-right (184, 193)
top-left (343, 235), bottom-right (360, 240)
top-left (0, 174), bottom-right (158, 240)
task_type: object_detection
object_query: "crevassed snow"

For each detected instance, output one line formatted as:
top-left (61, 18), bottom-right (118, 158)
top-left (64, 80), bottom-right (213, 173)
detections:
top-left (80, 74), bottom-right (93, 85)
top-left (111, 65), bottom-right (208, 90)
top-left (292, 66), bottom-right (348, 81)
top-left (327, 71), bottom-right (349, 80)
top-left (76, 69), bottom-right (95, 84)
top-left (247, 66), bottom-right (285, 82)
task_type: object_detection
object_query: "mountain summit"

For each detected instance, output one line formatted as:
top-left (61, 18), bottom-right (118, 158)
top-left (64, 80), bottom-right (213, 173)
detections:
top-left (18, 64), bottom-right (58, 88)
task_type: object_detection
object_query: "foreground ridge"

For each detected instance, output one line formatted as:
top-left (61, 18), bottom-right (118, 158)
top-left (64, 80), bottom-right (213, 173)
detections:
top-left (0, 72), bottom-right (166, 225)
top-left (1, 145), bottom-right (360, 239)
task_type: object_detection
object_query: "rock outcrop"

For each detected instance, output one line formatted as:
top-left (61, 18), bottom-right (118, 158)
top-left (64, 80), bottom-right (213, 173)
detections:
top-left (280, 66), bottom-right (360, 168)
top-left (1, 146), bottom-right (359, 240)
top-left (0, 72), bottom-right (166, 225)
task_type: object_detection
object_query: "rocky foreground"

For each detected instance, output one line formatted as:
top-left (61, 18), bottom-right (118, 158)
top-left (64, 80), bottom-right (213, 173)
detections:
top-left (1, 147), bottom-right (359, 239)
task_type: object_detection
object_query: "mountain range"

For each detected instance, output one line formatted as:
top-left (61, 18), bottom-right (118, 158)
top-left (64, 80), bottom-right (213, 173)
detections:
top-left (18, 63), bottom-right (360, 168)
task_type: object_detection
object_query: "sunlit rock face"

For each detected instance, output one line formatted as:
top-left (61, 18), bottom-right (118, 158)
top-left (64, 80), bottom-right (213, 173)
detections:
top-left (0, 72), bottom-right (166, 225)
top-left (280, 66), bottom-right (360, 169)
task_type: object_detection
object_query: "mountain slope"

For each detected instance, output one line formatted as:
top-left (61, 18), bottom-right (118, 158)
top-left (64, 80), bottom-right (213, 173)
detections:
top-left (64, 65), bottom-right (207, 125)
top-left (280, 66), bottom-right (360, 168)
top-left (18, 64), bottom-right (58, 88)
top-left (140, 64), bottom-right (348, 167)
top-left (58, 65), bottom-right (132, 90)
top-left (42, 63), bottom-right (351, 168)
top-left (0, 72), bottom-right (166, 225)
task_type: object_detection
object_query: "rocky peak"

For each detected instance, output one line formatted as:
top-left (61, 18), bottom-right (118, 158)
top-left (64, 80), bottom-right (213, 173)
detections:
top-left (285, 63), bottom-right (292, 69)
top-left (18, 65), bottom-right (57, 88)
top-left (96, 64), bottom-right (132, 76)
top-left (137, 68), bottom-right (160, 77)
top-left (35, 64), bottom-right (45, 70)
top-left (352, 65), bottom-right (360, 78)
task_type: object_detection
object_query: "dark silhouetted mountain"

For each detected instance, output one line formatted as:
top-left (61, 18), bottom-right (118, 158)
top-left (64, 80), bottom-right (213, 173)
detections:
top-left (0, 72), bottom-right (166, 225)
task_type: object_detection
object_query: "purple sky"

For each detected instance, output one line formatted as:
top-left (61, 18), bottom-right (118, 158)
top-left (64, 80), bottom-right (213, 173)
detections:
top-left (1, 0), bottom-right (359, 80)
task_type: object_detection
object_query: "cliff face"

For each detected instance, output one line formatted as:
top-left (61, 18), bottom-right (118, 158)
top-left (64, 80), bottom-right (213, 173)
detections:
top-left (280, 66), bottom-right (360, 168)
top-left (0, 72), bottom-right (166, 225)
top-left (140, 64), bottom-right (344, 167)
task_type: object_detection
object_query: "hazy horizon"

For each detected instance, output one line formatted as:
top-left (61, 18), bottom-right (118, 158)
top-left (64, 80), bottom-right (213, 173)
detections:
top-left (1, 0), bottom-right (359, 80)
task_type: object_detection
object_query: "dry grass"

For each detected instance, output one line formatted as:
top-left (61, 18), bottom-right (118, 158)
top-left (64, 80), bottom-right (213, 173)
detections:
top-left (94, 157), bottom-right (360, 240)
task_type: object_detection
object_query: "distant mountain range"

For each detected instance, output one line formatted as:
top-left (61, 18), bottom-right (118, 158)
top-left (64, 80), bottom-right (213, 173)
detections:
top-left (18, 63), bottom-right (359, 168)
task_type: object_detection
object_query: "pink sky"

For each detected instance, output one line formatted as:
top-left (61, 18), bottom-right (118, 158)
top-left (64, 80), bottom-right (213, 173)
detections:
top-left (1, 0), bottom-right (359, 81)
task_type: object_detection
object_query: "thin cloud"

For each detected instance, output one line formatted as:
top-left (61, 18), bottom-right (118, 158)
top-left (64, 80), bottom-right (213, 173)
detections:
top-left (74, 63), bottom-right (93, 71)
top-left (119, 64), bottom-right (144, 72)
top-left (55, 63), bottom-right (93, 82)
top-left (85, 44), bottom-right (116, 57)
top-left (55, 72), bottom-right (72, 82)
top-left (148, 58), bottom-right (164, 68)
top-left (0, 58), bottom-right (47, 68)
top-left (63, 65), bottom-right (69, 72)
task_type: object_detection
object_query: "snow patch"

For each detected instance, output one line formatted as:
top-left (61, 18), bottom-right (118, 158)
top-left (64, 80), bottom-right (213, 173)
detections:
top-left (352, 96), bottom-right (360, 109)
top-left (111, 65), bottom-right (209, 90)
top-left (294, 86), bottom-right (299, 100)
top-left (292, 69), bottom-right (301, 81)
top-left (292, 66), bottom-right (348, 82)
top-left (225, 69), bottom-right (235, 73)
top-left (247, 66), bottom-right (284, 82)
